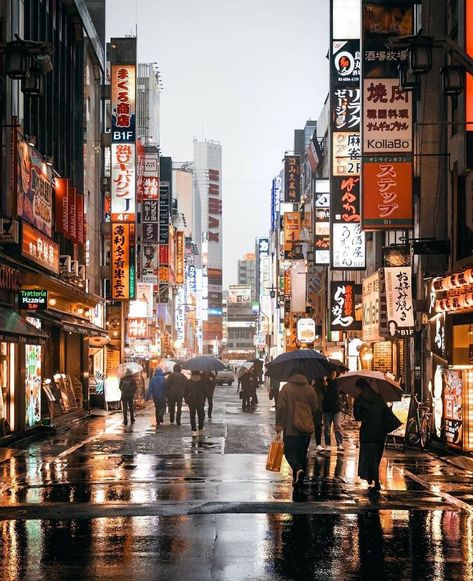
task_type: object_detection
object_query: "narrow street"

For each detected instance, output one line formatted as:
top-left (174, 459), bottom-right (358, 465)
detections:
top-left (1, 385), bottom-right (473, 580)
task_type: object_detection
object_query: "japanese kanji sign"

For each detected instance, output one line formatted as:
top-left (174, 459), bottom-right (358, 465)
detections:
top-left (284, 156), bottom-right (301, 203)
top-left (111, 222), bottom-right (135, 300)
top-left (21, 221), bottom-right (59, 274)
top-left (332, 223), bottom-right (366, 269)
top-left (362, 160), bottom-right (413, 229)
top-left (314, 180), bottom-right (330, 266)
top-left (330, 281), bottom-right (358, 331)
top-left (111, 143), bottom-right (136, 221)
top-left (283, 212), bottom-right (301, 259)
top-left (175, 230), bottom-right (185, 285)
top-left (384, 266), bottom-right (414, 337)
top-left (111, 64), bottom-right (136, 143)
top-left (159, 183), bottom-right (170, 244)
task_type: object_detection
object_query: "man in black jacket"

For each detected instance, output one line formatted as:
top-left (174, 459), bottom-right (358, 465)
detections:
top-left (322, 371), bottom-right (344, 452)
top-left (166, 364), bottom-right (187, 425)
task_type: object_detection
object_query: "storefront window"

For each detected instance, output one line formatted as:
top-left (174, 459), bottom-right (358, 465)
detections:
top-left (0, 342), bottom-right (15, 432)
top-left (25, 344), bottom-right (42, 428)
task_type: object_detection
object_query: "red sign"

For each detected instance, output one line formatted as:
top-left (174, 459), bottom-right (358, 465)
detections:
top-left (76, 193), bottom-right (85, 245)
top-left (362, 160), bottom-right (413, 230)
top-left (21, 221), bottom-right (59, 273)
top-left (111, 223), bottom-right (135, 300)
top-left (467, 1), bottom-right (473, 132)
top-left (175, 231), bottom-right (185, 285)
top-left (54, 177), bottom-right (69, 236)
top-left (159, 244), bottom-right (169, 266)
top-left (68, 186), bottom-right (77, 242)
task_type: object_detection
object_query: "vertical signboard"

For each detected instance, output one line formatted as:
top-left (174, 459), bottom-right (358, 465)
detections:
top-left (384, 266), bottom-right (414, 338)
top-left (175, 230), bottom-right (185, 285)
top-left (111, 222), bottom-right (135, 300)
top-left (330, 3), bottom-right (366, 269)
top-left (468, 1), bottom-right (473, 133)
top-left (314, 179), bottom-right (330, 265)
top-left (360, 1), bottom-right (414, 230)
top-left (54, 177), bottom-right (69, 237)
top-left (330, 281), bottom-right (358, 331)
top-left (284, 156), bottom-right (301, 203)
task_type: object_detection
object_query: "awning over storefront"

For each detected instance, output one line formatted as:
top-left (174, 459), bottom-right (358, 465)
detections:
top-left (0, 307), bottom-right (48, 345)
top-left (37, 310), bottom-right (108, 338)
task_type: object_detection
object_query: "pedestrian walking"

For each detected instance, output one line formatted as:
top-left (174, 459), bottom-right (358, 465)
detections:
top-left (119, 368), bottom-right (137, 426)
top-left (322, 370), bottom-right (344, 452)
top-left (185, 371), bottom-right (207, 437)
top-left (250, 368), bottom-right (259, 406)
top-left (166, 364), bottom-right (187, 425)
top-left (203, 370), bottom-right (217, 418)
top-left (240, 369), bottom-right (253, 410)
top-left (275, 373), bottom-right (321, 499)
top-left (353, 378), bottom-right (388, 493)
top-left (270, 375), bottom-right (280, 406)
top-left (146, 368), bottom-right (167, 427)
top-left (313, 377), bottom-right (325, 453)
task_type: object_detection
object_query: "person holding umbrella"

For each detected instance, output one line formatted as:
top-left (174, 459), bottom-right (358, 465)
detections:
top-left (275, 373), bottom-right (321, 499)
top-left (203, 370), bottom-right (217, 419)
top-left (353, 378), bottom-right (394, 493)
top-left (146, 367), bottom-right (167, 427)
top-left (322, 370), bottom-right (345, 453)
top-left (119, 368), bottom-right (137, 426)
top-left (184, 371), bottom-right (207, 437)
top-left (166, 364), bottom-right (187, 425)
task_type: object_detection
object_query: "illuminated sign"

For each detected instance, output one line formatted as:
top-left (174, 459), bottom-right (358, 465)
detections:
top-left (284, 156), bottom-right (301, 203)
top-left (384, 266), bottom-right (414, 337)
top-left (330, 281), bottom-right (358, 331)
top-left (111, 143), bottom-right (136, 221)
top-left (21, 221), bottom-right (59, 273)
top-left (297, 318), bottom-right (316, 343)
top-left (175, 230), bottom-right (185, 285)
top-left (19, 290), bottom-right (48, 311)
top-left (111, 222), bottom-right (135, 300)
top-left (111, 64), bottom-right (136, 143)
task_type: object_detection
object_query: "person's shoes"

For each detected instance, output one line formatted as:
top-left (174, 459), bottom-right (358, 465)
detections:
top-left (208, 414), bottom-right (212, 419)
top-left (177, 421), bottom-right (181, 426)
top-left (337, 445), bottom-right (345, 453)
top-left (192, 431), bottom-right (198, 437)
top-left (131, 418), bottom-right (135, 424)
top-left (373, 482), bottom-right (381, 492)
top-left (123, 421), bottom-right (128, 426)
top-left (316, 445), bottom-right (325, 453)
top-left (295, 469), bottom-right (305, 488)
top-left (198, 428), bottom-right (205, 436)
top-left (170, 419), bottom-right (174, 424)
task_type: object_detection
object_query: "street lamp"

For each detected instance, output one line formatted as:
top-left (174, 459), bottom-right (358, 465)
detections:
top-left (441, 65), bottom-right (465, 96)
top-left (408, 36), bottom-right (433, 74)
top-left (398, 61), bottom-right (419, 92)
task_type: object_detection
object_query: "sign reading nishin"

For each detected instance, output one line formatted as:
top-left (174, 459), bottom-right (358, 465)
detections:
top-left (284, 156), bottom-right (301, 203)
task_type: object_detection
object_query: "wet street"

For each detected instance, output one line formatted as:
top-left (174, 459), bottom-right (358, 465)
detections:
top-left (1, 385), bottom-right (473, 580)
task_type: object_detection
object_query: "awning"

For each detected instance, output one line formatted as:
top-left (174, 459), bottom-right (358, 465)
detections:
top-left (0, 307), bottom-right (48, 346)
top-left (37, 310), bottom-right (108, 338)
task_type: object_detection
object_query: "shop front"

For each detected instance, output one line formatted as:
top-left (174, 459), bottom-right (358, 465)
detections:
top-left (428, 271), bottom-right (473, 452)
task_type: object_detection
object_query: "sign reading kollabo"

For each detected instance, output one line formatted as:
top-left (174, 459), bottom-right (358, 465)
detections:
top-left (19, 290), bottom-right (48, 311)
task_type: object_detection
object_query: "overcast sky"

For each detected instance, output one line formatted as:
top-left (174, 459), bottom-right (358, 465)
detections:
top-left (107, 0), bottom-right (329, 286)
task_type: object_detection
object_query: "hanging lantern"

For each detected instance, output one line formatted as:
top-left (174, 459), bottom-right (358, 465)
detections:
top-left (441, 65), bottom-right (465, 97)
top-left (408, 38), bottom-right (433, 74)
top-left (21, 67), bottom-right (43, 97)
top-left (5, 40), bottom-right (30, 79)
top-left (398, 61), bottom-right (419, 92)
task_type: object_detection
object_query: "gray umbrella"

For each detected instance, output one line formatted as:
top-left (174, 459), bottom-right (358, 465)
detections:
top-left (183, 356), bottom-right (226, 372)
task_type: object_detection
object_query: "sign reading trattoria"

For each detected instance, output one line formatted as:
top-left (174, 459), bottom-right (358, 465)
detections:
top-left (19, 290), bottom-right (48, 311)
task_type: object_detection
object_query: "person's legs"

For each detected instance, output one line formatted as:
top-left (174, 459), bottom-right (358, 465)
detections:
top-left (323, 412), bottom-right (333, 445)
top-left (314, 411), bottom-right (323, 446)
top-left (129, 399), bottom-right (135, 423)
top-left (176, 397), bottom-right (182, 425)
top-left (333, 412), bottom-right (343, 446)
top-left (154, 402), bottom-right (160, 425)
top-left (297, 434), bottom-right (311, 475)
top-left (169, 397), bottom-right (176, 423)
top-left (189, 404), bottom-right (197, 432)
top-left (197, 405), bottom-right (205, 431)
top-left (122, 399), bottom-right (128, 424)
top-left (207, 391), bottom-right (214, 418)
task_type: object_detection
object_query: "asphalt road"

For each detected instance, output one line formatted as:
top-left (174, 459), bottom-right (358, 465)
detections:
top-left (1, 382), bottom-right (473, 580)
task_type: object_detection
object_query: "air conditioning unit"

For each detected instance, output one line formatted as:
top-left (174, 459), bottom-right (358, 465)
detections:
top-left (70, 260), bottom-right (79, 275)
top-left (59, 255), bottom-right (72, 273)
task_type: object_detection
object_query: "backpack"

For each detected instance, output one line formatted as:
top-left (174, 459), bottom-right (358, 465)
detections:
top-left (120, 376), bottom-right (135, 399)
top-left (293, 400), bottom-right (315, 434)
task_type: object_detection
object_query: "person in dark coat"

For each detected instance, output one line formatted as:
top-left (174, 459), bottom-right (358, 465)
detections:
top-left (276, 373), bottom-right (321, 498)
top-left (119, 369), bottom-right (137, 426)
top-left (240, 369), bottom-right (254, 410)
top-left (166, 364), bottom-right (187, 425)
top-left (270, 375), bottom-right (280, 406)
top-left (312, 377), bottom-right (325, 453)
top-left (203, 370), bottom-right (217, 418)
top-left (250, 368), bottom-right (259, 406)
top-left (353, 378), bottom-right (387, 493)
top-left (146, 368), bottom-right (167, 427)
top-left (184, 371), bottom-right (207, 436)
top-left (322, 371), bottom-right (344, 452)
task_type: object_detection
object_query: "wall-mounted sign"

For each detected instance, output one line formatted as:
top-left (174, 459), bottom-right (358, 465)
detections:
top-left (21, 221), bottom-right (59, 274)
top-left (330, 281), bottom-right (359, 331)
top-left (111, 143), bottom-right (136, 221)
top-left (175, 230), bottom-right (185, 285)
top-left (111, 64), bottom-right (136, 143)
top-left (383, 244), bottom-right (411, 267)
top-left (283, 212), bottom-right (301, 259)
top-left (111, 222), bottom-right (135, 300)
top-left (384, 266), bottom-right (414, 337)
top-left (159, 183), bottom-right (170, 244)
top-left (315, 180), bottom-right (330, 265)
top-left (127, 317), bottom-right (148, 339)
top-left (17, 137), bottom-right (53, 237)
top-left (362, 271), bottom-right (382, 342)
top-left (284, 156), bottom-right (301, 203)
top-left (0, 265), bottom-right (20, 291)
top-left (332, 223), bottom-right (366, 269)
top-left (297, 318), bottom-right (316, 343)
top-left (19, 289), bottom-right (48, 311)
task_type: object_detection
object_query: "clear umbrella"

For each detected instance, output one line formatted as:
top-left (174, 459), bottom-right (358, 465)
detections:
top-left (110, 362), bottom-right (143, 378)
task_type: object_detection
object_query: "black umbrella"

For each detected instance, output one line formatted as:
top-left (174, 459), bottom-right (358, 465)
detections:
top-left (328, 358), bottom-right (349, 373)
top-left (183, 356), bottom-right (226, 372)
top-left (265, 349), bottom-right (330, 382)
top-left (246, 358), bottom-right (264, 372)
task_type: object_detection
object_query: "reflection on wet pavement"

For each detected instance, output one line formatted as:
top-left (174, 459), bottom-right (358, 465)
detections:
top-left (2, 386), bottom-right (473, 578)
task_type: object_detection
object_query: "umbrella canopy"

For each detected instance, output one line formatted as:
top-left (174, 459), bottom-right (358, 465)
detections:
top-left (183, 356), bottom-right (226, 372)
top-left (110, 362), bottom-right (143, 378)
top-left (328, 358), bottom-right (349, 374)
top-left (157, 359), bottom-right (181, 373)
top-left (246, 358), bottom-right (264, 372)
top-left (335, 370), bottom-right (403, 402)
top-left (237, 361), bottom-right (254, 378)
top-left (265, 349), bottom-right (330, 382)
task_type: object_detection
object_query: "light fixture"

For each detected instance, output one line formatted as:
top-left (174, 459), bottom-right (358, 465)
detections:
top-left (21, 65), bottom-right (43, 97)
top-left (398, 61), bottom-right (419, 92)
top-left (48, 297), bottom-right (57, 307)
top-left (44, 156), bottom-right (53, 167)
top-left (408, 37), bottom-right (433, 74)
top-left (5, 40), bottom-right (30, 79)
top-left (26, 135), bottom-right (36, 147)
top-left (77, 307), bottom-right (84, 315)
top-left (36, 53), bottom-right (53, 73)
top-left (441, 65), bottom-right (465, 96)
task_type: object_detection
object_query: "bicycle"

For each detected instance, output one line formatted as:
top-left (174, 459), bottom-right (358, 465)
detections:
top-left (406, 394), bottom-right (432, 449)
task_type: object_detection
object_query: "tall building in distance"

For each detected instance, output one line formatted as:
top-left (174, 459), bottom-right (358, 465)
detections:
top-left (193, 140), bottom-right (223, 355)
top-left (136, 63), bottom-right (161, 146)
top-left (238, 252), bottom-right (256, 300)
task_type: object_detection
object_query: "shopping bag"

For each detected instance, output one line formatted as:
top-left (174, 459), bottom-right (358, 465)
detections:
top-left (266, 435), bottom-right (284, 472)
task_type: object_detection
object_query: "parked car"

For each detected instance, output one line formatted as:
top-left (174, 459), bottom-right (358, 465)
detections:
top-left (216, 365), bottom-right (235, 386)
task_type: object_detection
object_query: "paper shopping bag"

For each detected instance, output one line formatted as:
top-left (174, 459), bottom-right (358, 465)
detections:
top-left (266, 436), bottom-right (284, 472)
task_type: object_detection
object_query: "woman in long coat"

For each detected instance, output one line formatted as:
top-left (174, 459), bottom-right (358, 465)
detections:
top-left (353, 378), bottom-right (387, 492)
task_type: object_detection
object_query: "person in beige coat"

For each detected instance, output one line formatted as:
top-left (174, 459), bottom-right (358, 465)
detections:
top-left (275, 373), bottom-right (321, 493)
